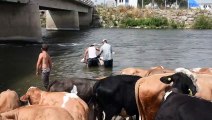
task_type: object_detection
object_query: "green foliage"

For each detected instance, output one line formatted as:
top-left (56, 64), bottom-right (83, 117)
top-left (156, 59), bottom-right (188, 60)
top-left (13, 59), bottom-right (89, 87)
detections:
top-left (121, 17), bottom-right (168, 28)
top-left (169, 20), bottom-right (185, 29)
top-left (193, 15), bottom-right (212, 29)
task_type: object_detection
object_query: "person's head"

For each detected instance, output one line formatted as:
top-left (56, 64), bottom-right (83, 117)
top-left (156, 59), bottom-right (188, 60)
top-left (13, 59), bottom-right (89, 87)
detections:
top-left (90, 44), bottom-right (95, 47)
top-left (41, 44), bottom-right (48, 51)
top-left (102, 39), bottom-right (107, 43)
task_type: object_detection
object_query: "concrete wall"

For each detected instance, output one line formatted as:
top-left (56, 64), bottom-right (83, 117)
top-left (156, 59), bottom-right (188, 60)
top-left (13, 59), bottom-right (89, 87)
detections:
top-left (0, 0), bottom-right (93, 42)
top-left (79, 8), bottom-right (93, 27)
top-left (37, 0), bottom-right (89, 13)
top-left (0, 3), bottom-right (42, 42)
top-left (1, 0), bottom-right (29, 3)
top-left (46, 10), bottom-right (79, 30)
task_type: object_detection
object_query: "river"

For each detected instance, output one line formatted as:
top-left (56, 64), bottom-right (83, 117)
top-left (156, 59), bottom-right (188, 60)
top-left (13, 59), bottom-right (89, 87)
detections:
top-left (0, 28), bottom-right (212, 95)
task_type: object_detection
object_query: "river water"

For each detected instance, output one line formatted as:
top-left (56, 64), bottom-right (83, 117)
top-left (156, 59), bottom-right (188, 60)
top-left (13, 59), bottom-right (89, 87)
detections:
top-left (0, 28), bottom-right (212, 95)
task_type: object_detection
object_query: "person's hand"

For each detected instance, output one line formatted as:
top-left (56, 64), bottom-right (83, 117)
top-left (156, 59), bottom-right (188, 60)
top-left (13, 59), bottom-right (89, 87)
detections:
top-left (36, 71), bottom-right (39, 76)
top-left (97, 55), bottom-right (100, 58)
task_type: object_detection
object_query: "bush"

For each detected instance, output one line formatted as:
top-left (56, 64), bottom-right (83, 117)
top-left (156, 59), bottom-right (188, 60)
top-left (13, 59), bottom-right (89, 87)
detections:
top-left (169, 20), bottom-right (185, 29)
top-left (121, 17), bottom-right (169, 28)
top-left (193, 15), bottom-right (212, 29)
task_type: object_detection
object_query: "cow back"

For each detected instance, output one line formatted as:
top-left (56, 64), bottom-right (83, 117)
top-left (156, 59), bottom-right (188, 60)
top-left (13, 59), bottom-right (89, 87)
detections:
top-left (48, 78), bottom-right (98, 103)
top-left (155, 93), bottom-right (212, 120)
top-left (0, 90), bottom-right (20, 113)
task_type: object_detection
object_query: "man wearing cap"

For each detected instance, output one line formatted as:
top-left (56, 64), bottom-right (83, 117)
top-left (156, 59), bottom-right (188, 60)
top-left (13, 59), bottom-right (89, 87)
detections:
top-left (84, 44), bottom-right (99, 67)
top-left (98, 39), bottom-right (113, 68)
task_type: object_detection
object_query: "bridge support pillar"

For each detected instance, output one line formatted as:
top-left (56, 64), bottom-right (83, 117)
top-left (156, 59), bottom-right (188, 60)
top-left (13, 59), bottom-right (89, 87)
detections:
top-left (0, 3), bottom-right (42, 42)
top-left (79, 8), bottom-right (93, 28)
top-left (46, 10), bottom-right (79, 30)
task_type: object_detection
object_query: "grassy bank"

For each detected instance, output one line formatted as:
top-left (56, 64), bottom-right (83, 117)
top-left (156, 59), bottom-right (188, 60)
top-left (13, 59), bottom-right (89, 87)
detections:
top-left (96, 6), bottom-right (212, 29)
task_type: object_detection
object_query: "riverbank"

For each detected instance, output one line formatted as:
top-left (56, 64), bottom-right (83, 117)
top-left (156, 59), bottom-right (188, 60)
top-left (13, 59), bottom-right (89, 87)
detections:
top-left (93, 6), bottom-right (212, 29)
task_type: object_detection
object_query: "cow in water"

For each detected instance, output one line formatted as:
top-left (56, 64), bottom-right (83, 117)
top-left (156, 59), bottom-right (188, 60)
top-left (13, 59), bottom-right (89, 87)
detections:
top-left (93, 75), bottom-right (141, 120)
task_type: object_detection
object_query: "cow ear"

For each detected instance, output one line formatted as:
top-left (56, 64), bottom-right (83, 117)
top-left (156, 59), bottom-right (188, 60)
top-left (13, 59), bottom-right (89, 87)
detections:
top-left (20, 94), bottom-right (29, 102)
top-left (160, 76), bottom-right (173, 84)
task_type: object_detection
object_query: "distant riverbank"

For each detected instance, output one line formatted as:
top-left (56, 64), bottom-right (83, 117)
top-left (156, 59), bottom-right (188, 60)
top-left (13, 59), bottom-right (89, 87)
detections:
top-left (93, 6), bottom-right (212, 29)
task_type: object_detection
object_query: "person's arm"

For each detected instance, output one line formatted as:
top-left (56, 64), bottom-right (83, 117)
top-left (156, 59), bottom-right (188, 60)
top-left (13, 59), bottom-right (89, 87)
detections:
top-left (48, 55), bottom-right (52, 71)
top-left (96, 47), bottom-right (100, 51)
top-left (36, 53), bottom-right (42, 75)
top-left (97, 47), bottom-right (103, 58)
top-left (84, 48), bottom-right (88, 63)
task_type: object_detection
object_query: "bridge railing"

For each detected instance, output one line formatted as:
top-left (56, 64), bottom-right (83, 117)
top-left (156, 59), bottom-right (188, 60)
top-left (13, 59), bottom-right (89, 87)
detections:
top-left (75, 0), bottom-right (94, 7)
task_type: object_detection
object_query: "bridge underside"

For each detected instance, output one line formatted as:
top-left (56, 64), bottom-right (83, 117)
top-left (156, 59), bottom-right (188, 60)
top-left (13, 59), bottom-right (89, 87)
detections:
top-left (0, 0), bottom-right (93, 42)
top-left (0, 3), bottom-right (42, 42)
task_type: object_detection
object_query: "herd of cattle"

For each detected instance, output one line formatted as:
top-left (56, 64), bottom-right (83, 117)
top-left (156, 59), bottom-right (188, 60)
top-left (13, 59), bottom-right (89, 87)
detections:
top-left (1, 66), bottom-right (212, 120)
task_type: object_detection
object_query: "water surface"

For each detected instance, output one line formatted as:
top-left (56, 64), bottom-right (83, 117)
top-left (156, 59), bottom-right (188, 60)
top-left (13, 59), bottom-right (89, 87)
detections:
top-left (1, 28), bottom-right (212, 95)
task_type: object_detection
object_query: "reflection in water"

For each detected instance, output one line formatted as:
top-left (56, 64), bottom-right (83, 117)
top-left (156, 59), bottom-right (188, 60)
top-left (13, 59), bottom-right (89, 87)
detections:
top-left (1, 28), bottom-right (212, 95)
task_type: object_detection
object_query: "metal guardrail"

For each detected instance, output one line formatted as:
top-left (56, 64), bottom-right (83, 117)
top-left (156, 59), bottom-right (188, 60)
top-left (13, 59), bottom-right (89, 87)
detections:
top-left (74, 0), bottom-right (94, 7)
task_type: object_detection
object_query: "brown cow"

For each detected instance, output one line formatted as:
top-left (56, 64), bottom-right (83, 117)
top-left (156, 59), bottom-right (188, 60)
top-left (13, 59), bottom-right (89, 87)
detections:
top-left (135, 73), bottom-right (172, 120)
top-left (0, 90), bottom-right (20, 113)
top-left (135, 68), bottom-right (197, 120)
top-left (0, 105), bottom-right (74, 120)
top-left (120, 68), bottom-right (148, 77)
top-left (191, 67), bottom-right (212, 75)
top-left (144, 66), bottom-right (174, 77)
top-left (20, 87), bottom-right (89, 120)
top-left (195, 74), bottom-right (212, 101)
top-left (120, 66), bottom-right (174, 78)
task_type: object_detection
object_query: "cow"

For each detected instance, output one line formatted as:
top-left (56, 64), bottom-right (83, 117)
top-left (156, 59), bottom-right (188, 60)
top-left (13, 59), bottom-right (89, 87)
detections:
top-left (48, 78), bottom-right (98, 104)
top-left (20, 87), bottom-right (89, 120)
top-left (93, 75), bottom-right (142, 120)
top-left (120, 68), bottom-right (148, 77)
top-left (144, 66), bottom-right (174, 77)
top-left (48, 78), bottom-right (99, 120)
top-left (0, 89), bottom-right (20, 113)
top-left (154, 71), bottom-right (212, 120)
top-left (120, 66), bottom-right (174, 77)
top-left (191, 67), bottom-right (212, 75)
top-left (195, 74), bottom-right (212, 101)
top-left (0, 105), bottom-right (74, 120)
top-left (135, 68), bottom-right (197, 120)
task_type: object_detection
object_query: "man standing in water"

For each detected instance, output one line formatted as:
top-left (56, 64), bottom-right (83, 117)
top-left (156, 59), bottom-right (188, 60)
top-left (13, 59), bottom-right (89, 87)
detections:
top-left (98, 39), bottom-right (113, 68)
top-left (84, 44), bottom-right (99, 67)
top-left (36, 44), bottom-right (52, 89)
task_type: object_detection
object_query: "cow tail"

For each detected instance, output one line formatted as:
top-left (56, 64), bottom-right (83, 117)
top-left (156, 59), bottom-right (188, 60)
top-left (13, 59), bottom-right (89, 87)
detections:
top-left (135, 80), bottom-right (142, 120)
top-left (47, 80), bottom-right (58, 91)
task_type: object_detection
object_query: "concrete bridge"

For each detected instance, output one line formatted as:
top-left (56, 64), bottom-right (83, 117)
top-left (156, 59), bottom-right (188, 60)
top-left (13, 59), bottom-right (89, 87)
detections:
top-left (0, 0), bottom-right (94, 42)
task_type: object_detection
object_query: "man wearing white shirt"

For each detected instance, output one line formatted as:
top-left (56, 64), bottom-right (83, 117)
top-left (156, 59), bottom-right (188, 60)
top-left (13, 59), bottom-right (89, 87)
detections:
top-left (84, 44), bottom-right (99, 67)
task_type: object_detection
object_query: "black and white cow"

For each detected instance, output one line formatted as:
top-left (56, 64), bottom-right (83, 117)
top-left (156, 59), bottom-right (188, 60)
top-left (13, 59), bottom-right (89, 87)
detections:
top-left (48, 78), bottom-right (98, 104)
top-left (93, 75), bottom-right (141, 120)
top-left (155, 68), bottom-right (212, 120)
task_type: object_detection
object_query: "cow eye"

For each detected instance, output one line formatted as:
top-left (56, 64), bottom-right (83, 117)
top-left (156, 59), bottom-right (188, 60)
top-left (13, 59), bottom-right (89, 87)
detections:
top-left (168, 78), bottom-right (171, 81)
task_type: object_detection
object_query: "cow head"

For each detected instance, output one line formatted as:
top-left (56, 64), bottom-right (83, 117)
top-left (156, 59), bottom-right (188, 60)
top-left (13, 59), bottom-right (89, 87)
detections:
top-left (20, 87), bottom-right (42, 105)
top-left (160, 68), bottom-right (197, 96)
